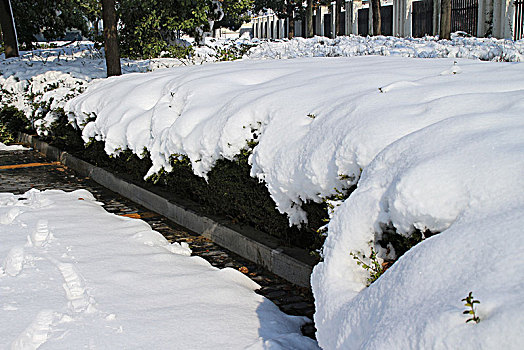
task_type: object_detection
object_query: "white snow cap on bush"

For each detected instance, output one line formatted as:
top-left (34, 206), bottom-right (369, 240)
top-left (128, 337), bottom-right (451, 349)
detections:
top-left (66, 56), bottom-right (524, 225)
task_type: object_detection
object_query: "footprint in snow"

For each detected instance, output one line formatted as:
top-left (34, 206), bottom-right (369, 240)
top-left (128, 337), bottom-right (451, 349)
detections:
top-left (3, 246), bottom-right (25, 277)
top-left (11, 309), bottom-right (57, 350)
top-left (56, 262), bottom-right (93, 313)
top-left (30, 219), bottom-right (51, 247)
top-left (0, 207), bottom-right (21, 225)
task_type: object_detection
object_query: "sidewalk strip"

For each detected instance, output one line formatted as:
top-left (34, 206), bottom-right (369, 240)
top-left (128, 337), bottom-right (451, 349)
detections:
top-left (16, 133), bottom-right (315, 287)
top-left (0, 162), bottom-right (61, 170)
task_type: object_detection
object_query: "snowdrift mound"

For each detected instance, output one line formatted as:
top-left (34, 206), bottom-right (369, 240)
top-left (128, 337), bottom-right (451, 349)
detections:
top-left (311, 113), bottom-right (524, 349)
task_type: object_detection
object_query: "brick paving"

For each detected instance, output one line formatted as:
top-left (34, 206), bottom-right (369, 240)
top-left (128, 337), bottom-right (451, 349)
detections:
top-left (0, 148), bottom-right (316, 338)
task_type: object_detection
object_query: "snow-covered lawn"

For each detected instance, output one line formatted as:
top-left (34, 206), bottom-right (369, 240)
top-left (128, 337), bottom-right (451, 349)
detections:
top-left (2, 35), bottom-right (524, 349)
top-left (0, 188), bottom-right (317, 349)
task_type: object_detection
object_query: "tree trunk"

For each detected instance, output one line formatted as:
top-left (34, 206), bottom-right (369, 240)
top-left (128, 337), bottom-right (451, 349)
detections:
top-left (94, 19), bottom-right (99, 37)
top-left (335, 0), bottom-right (343, 36)
top-left (371, 0), bottom-right (381, 36)
top-left (0, 0), bottom-right (18, 58)
top-left (287, 4), bottom-right (295, 39)
top-left (440, 0), bottom-right (452, 40)
top-left (305, 0), bottom-right (313, 38)
top-left (288, 16), bottom-right (295, 39)
top-left (101, 0), bottom-right (121, 77)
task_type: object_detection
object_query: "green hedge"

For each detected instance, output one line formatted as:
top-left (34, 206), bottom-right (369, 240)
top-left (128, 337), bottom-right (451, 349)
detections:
top-left (0, 106), bottom-right (32, 143)
top-left (41, 114), bottom-right (328, 251)
top-left (6, 106), bottom-right (439, 261)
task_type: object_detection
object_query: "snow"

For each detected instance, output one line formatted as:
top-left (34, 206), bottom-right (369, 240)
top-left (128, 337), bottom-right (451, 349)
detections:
top-left (0, 42), bottom-right (172, 130)
top-left (3, 35), bottom-right (524, 348)
top-left (0, 189), bottom-right (317, 349)
top-left (0, 40), bottom-right (246, 132)
top-left (311, 113), bottom-right (524, 349)
top-left (248, 35), bottom-right (524, 62)
top-left (64, 56), bottom-right (524, 225)
top-left (63, 54), bottom-right (524, 348)
top-left (2, 36), bottom-right (523, 133)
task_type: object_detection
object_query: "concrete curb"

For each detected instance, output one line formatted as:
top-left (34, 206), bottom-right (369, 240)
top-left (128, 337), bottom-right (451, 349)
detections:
top-left (18, 133), bottom-right (315, 287)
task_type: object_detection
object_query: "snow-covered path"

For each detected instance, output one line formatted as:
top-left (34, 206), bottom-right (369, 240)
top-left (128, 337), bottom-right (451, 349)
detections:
top-left (0, 189), bottom-right (317, 349)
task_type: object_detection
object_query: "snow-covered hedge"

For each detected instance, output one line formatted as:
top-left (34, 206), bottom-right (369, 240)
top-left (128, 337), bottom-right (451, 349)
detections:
top-left (311, 112), bottom-right (524, 348)
top-left (2, 35), bottom-right (523, 135)
top-left (0, 39), bottom-right (253, 133)
top-left (43, 133), bottom-right (325, 247)
top-left (2, 35), bottom-right (524, 348)
top-left (64, 55), bottom-right (524, 348)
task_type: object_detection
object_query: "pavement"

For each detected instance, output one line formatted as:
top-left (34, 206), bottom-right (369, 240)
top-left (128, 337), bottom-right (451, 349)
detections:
top-left (0, 147), bottom-right (316, 337)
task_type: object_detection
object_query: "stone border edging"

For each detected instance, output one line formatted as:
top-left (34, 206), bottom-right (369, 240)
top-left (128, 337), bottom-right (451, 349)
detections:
top-left (17, 133), bottom-right (314, 287)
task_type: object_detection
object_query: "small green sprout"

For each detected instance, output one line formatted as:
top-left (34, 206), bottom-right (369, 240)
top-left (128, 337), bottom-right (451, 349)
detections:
top-left (350, 246), bottom-right (386, 286)
top-left (462, 292), bottom-right (480, 324)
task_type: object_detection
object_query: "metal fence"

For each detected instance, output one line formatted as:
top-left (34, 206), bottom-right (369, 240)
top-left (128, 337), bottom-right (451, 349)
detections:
top-left (254, 0), bottom-right (524, 41)
top-left (358, 8), bottom-right (369, 36)
top-left (357, 5), bottom-right (392, 36)
top-left (516, 0), bottom-right (524, 40)
top-left (412, 0), bottom-right (434, 37)
top-left (451, 0), bottom-right (478, 36)
top-left (324, 13), bottom-right (333, 37)
top-left (381, 5), bottom-right (393, 36)
top-left (339, 10), bottom-right (346, 35)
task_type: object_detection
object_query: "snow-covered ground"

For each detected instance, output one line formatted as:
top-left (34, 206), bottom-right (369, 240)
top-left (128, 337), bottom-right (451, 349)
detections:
top-left (64, 55), bottom-right (524, 348)
top-left (249, 34), bottom-right (524, 61)
top-left (0, 188), bottom-right (317, 349)
top-left (2, 35), bottom-right (524, 348)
